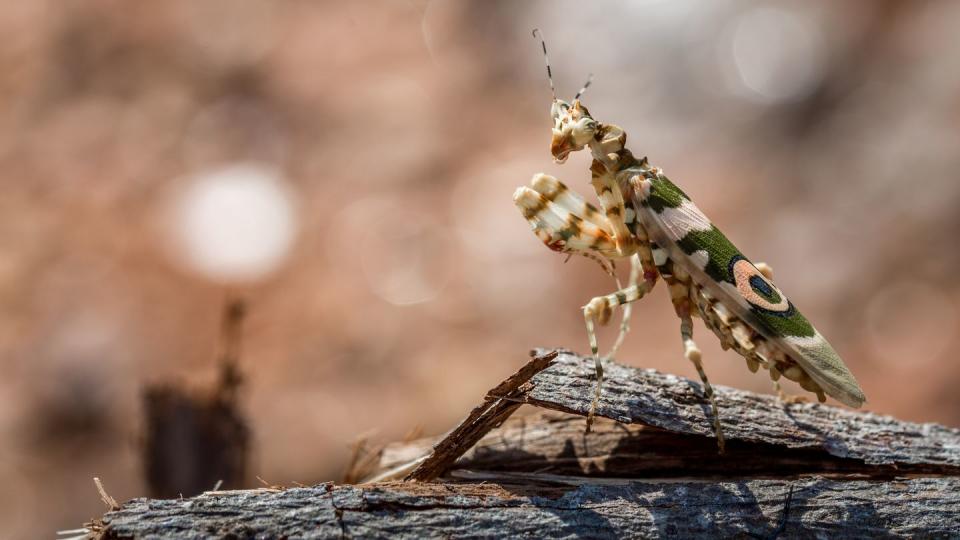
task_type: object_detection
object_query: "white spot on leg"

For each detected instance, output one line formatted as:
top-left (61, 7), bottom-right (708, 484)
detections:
top-left (684, 339), bottom-right (701, 363)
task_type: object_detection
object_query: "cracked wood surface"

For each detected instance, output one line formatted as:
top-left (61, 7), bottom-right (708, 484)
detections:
top-left (90, 348), bottom-right (960, 538)
top-left (521, 349), bottom-right (960, 469)
top-left (97, 477), bottom-right (960, 539)
top-left (380, 411), bottom-right (943, 479)
top-left (401, 349), bottom-right (960, 482)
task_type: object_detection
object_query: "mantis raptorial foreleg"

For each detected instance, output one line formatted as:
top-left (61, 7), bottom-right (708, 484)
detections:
top-left (582, 274), bottom-right (657, 431)
top-left (576, 167), bottom-right (659, 430)
top-left (527, 173), bottom-right (614, 232)
top-left (515, 173), bottom-right (647, 360)
top-left (514, 174), bottom-right (620, 258)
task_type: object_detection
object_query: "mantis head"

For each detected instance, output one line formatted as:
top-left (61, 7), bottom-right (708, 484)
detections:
top-left (532, 29), bottom-right (598, 163)
top-left (550, 99), bottom-right (598, 163)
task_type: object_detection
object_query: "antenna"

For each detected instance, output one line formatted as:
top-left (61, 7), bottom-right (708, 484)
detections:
top-left (531, 28), bottom-right (556, 100)
top-left (574, 73), bottom-right (594, 102)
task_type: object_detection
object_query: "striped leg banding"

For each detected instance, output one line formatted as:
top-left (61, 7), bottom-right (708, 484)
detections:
top-left (514, 185), bottom-right (617, 257)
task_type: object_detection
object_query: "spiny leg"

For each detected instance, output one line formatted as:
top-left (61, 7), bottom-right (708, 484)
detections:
top-left (680, 309), bottom-right (725, 453)
top-left (589, 160), bottom-right (638, 257)
top-left (528, 173), bottom-right (611, 232)
top-left (520, 173), bottom-right (634, 291)
top-left (519, 171), bottom-right (655, 364)
top-left (772, 380), bottom-right (787, 401)
top-left (605, 254), bottom-right (641, 360)
top-left (517, 171), bottom-right (657, 431)
top-left (672, 283), bottom-right (725, 453)
top-left (514, 181), bottom-right (618, 258)
top-left (771, 380), bottom-right (811, 404)
top-left (583, 276), bottom-right (657, 432)
top-left (577, 167), bottom-right (658, 361)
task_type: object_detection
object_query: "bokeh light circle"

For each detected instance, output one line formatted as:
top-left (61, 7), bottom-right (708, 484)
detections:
top-left (726, 7), bottom-right (827, 104)
top-left (166, 163), bottom-right (299, 283)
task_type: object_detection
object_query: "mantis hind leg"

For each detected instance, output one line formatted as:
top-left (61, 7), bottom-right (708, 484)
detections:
top-left (772, 380), bottom-right (811, 404)
top-left (681, 314), bottom-right (725, 454)
top-left (673, 281), bottom-right (726, 453)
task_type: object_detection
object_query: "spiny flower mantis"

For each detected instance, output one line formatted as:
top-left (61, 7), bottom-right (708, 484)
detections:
top-left (514, 30), bottom-right (865, 452)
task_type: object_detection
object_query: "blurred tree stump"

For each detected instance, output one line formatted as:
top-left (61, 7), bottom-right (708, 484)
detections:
top-left (89, 349), bottom-right (960, 539)
top-left (141, 299), bottom-right (250, 498)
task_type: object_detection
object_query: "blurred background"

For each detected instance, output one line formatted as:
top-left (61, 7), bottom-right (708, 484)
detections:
top-left (3, 0), bottom-right (960, 536)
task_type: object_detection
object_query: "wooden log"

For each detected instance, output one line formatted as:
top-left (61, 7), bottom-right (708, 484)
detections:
top-left (381, 411), bottom-right (949, 479)
top-left (85, 348), bottom-right (960, 539)
top-left (402, 349), bottom-right (960, 480)
top-left (93, 477), bottom-right (960, 538)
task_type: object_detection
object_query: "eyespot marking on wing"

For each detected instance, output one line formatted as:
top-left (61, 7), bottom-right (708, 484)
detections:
top-left (731, 257), bottom-right (789, 312)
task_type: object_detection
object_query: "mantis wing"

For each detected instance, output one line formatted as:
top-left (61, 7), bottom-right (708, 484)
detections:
top-left (634, 174), bottom-right (866, 407)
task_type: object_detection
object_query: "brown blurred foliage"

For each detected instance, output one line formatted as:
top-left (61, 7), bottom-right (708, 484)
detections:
top-left (1, 1), bottom-right (959, 537)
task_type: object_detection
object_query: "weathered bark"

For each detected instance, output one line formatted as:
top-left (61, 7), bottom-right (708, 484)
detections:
top-left (402, 349), bottom-right (960, 481)
top-left (88, 348), bottom-right (960, 539)
top-left (96, 477), bottom-right (960, 539)
top-left (524, 350), bottom-right (960, 468)
top-left (382, 411), bottom-right (950, 480)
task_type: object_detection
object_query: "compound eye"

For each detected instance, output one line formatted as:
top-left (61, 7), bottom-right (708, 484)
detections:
top-left (576, 119), bottom-right (596, 136)
top-left (550, 100), bottom-right (569, 119)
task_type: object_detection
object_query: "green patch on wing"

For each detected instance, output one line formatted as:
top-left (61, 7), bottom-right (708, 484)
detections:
top-left (755, 307), bottom-right (815, 338)
top-left (643, 176), bottom-right (689, 212)
top-left (674, 222), bottom-right (816, 338)
top-left (676, 226), bottom-right (738, 283)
